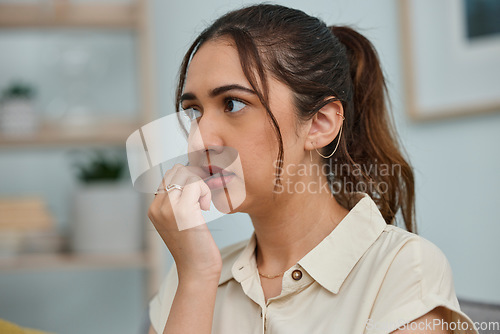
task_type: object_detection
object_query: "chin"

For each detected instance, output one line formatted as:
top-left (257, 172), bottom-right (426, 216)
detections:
top-left (210, 180), bottom-right (246, 214)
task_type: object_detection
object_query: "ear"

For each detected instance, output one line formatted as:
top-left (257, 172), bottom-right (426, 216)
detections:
top-left (305, 98), bottom-right (344, 153)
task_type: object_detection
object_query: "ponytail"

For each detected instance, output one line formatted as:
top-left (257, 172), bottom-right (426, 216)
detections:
top-left (329, 26), bottom-right (416, 232)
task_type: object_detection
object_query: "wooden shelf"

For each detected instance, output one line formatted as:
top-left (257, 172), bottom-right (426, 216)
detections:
top-left (0, 119), bottom-right (142, 147)
top-left (0, 0), bottom-right (161, 298)
top-left (0, 2), bottom-right (139, 29)
top-left (0, 252), bottom-right (149, 271)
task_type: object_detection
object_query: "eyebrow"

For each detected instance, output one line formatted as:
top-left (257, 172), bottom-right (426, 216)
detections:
top-left (180, 84), bottom-right (256, 103)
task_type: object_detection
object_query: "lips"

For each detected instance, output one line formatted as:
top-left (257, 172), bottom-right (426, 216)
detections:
top-left (201, 165), bottom-right (234, 179)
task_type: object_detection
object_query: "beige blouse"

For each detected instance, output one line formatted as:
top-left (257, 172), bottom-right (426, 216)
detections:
top-left (149, 192), bottom-right (478, 334)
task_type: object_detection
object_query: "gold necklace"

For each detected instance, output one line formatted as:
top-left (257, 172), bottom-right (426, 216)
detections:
top-left (258, 269), bottom-right (285, 279)
top-left (256, 245), bottom-right (287, 279)
top-left (257, 258), bottom-right (287, 279)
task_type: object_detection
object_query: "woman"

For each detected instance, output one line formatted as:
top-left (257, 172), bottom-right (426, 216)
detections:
top-left (147, 4), bottom-right (477, 334)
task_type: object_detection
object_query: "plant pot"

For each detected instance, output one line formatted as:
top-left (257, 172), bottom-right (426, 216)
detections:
top-left (71, 182), bottom-right (142, 254)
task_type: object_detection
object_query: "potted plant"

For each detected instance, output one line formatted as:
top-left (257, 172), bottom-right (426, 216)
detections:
top-left (70, 149), bottom-right (142, 254)
top-left (0, 82), bottom-right (38, 136)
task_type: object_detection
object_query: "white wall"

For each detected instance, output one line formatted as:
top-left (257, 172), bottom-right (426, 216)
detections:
top-left (150, 0), bottom-right (500, 304)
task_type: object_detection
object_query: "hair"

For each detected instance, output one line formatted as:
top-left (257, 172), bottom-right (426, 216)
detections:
top-left (175, 4), bottom-right (416, 232)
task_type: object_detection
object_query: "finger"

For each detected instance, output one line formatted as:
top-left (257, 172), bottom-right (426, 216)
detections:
top-left (161, 163), bottom-right (184, 188)
top-left (154, 163), bottom-right (184, 198)
top-left (198, 178), bottom-right (212, 211)
top-left (165, 167), bottom-right (196, 202)
top-left (174, 176), bottom-right (209, 231)
top-left (180, 175), bottom-right (212, 211)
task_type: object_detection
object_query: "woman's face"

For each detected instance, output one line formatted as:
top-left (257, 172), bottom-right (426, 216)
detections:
top-left (182, 38), bottom-right (308, 214)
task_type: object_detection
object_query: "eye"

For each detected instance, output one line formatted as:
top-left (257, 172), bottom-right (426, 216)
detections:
top-left (224, 98), bottom-right (246, 113)
top-left (182, 107), bottom-right (202, 121)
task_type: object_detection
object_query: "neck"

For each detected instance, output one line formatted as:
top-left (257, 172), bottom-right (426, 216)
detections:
top-left (249, 176), bottom-right (349, 276)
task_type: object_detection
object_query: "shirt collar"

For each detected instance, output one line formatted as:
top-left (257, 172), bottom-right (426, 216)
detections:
top-left (218, 192), bottom-right (387, 294)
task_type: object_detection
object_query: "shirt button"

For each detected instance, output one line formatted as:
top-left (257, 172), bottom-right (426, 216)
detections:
top-left (291, 269), bottom-right (302, 281)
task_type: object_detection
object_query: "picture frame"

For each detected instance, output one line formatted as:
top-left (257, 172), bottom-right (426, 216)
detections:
top-left (399, 0), bottom-right (500, 121)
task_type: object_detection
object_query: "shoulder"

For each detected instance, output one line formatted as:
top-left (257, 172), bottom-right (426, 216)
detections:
top-left (365, 226), bottom-right (478, 333)
top-left (368, 224), bottom-right (454, 295)
top-left (381, 225), bottom-right (449, 264)
top-left (377, 225), bottom-right (452, 285)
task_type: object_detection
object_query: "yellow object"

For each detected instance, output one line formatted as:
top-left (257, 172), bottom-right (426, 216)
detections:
top-left (0, 319), bottom-right (53, 334)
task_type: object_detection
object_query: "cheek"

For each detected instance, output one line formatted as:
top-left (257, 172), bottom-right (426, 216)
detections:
top-left (233, 103), bottom-right (294, 193)
top-left (240, 138), bottom-right (280, 193)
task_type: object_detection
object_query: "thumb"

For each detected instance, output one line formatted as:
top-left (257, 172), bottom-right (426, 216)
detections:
top-left (199, 181), bottom-right (212, 211)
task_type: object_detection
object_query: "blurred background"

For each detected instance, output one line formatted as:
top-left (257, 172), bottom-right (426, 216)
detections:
top-left (0, 0), bottom-right (498, 333)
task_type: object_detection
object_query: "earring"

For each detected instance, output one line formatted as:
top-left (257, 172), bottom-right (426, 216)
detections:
top-left (315, 111), bottom-right (344, 159)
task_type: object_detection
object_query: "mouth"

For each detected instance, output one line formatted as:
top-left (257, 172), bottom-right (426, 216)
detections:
top-left (201, 165), bottom-right (235, 189)
top-left (201, 165), bottom-right (234, 178)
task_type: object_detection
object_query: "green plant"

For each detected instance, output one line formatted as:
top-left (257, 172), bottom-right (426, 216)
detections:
top-left (71, 150), bottom-right (126, 183)
top-left (1, 82), bottom-right (35, 100)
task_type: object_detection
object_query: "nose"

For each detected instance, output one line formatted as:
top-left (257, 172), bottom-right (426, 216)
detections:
top-left (187, 111), bottom-right (224, 158)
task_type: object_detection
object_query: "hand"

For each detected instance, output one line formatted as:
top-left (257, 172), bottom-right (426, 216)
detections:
top-left (148, 164), bottom-right (222, 282)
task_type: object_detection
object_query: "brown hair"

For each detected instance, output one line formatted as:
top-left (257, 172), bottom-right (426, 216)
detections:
top-left (175, 4), bottom-right (416, 232)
